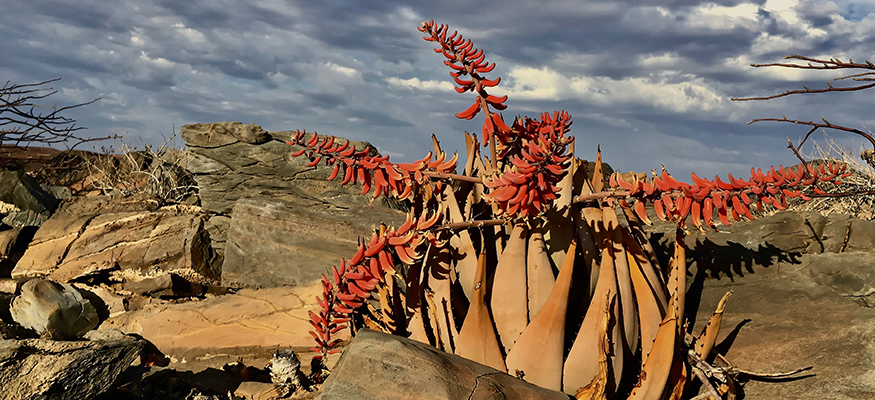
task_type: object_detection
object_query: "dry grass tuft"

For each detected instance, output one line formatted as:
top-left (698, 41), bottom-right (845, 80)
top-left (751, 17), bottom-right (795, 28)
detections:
top-left (785, 133), bottom-right (875, 220)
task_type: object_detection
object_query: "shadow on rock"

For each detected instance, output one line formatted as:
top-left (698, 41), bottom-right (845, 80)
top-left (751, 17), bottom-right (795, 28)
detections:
top-left (650, 233), bottom-right (803, 333)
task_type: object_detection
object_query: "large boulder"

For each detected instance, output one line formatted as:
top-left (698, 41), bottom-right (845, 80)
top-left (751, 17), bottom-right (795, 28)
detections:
top-left (11, 194), bottom-right (220, 285)
top-left (0, 331), bottom-right (142, 400)
top-left (222, 196), bottom-right (404, 288)
top-left (10, 278), bottom-right (99, 339)
top-left (180, 122), bottom-right (397, 216)
top-left (0, 168), bottom-right (58, 217)
top-left (320, 329), bottom-right (570, 400)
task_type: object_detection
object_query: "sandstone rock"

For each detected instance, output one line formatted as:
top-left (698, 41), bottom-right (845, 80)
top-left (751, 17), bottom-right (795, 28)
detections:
top-left (180, 122), bottom-right (398, 215)
top-left (0, 228), bottom-right (18, 258)
top-left (0, 226), bottom-right (34, 276)
top-left (181, 122), bottom-right (270, 148)
top-left (123, 273), bottom-right (204, 298)
top-left (0, 168), bottom-right (59, 216)
top-left (205, 214), bottom-right (231, 260)
top-left (234, 381), bottom-right (277, 399)
top-left (688, 251), bottom-right (875, 399)
top-left (320, 329), bottom-right (570, 400)
top-left (12, 194), bottom-right (220, 285)
top-left (73, 284), bottom-right (127, 318)
top-left (801, 252), bottom-right (875, 305)
top-left (100, 280), bottom-right (341, 361)
top-left (40, 184), bottom-right (73, 201)
top-left (0, 334), bottom-right (142, 400)
top-left (2, 209), bottom-right (50, 228)
top-left (648, 211), bottom-right (875, 261)
top-left (0, 278), bottom-right (17, 294)
top-left (814, 213), bottom-right (875, 252)
top-left (10, 278), bottom-right (99, 339)
top-left (223, 196), bottom-right (404, 288)
top-left (0, 290), bottom-right (34, 340)
top-left (102, 366), bottom-right (236, 400)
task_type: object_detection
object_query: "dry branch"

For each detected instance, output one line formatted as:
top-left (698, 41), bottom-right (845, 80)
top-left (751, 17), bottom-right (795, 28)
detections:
top-left (0, 78), bottom-right (113, 154)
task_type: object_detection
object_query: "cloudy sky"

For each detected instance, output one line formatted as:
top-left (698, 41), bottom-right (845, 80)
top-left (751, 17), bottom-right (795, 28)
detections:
top-left (2, 0), bottom-right (874, 179)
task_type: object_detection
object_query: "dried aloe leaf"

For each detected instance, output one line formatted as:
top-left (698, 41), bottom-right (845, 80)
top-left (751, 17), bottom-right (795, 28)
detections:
top-left (441, 185), bottom-right (478, 301)
top-left (574, 292), bottom-right (614, 400)
top-left (666, 229), bottom-right (687, 334)
top-left (592, 146), bottom-right (604, 193)
top-left (628, 247), bottom-right (662, 364)
top-left (490, 222), bottom-right (529, 354)
top-left (505, 236), bottom-right (578, 390)
top-left (627, 295), bottom-right (679, 400)
top-left (627, 239), bottom-right (683, 400)
top-left (421, 243), bottom-right (458, 352)
top-left (563, 209), bottom-right (622, 395)
top-left (544, 141), bottom-right (575, 269)
top-left (455, 252), bottom-right (506, 372)
top-left (695, 291), bottom-right (733, 360)
top-left (526, 222), bottom-right (555, 320)
top-left (621, 229), bottom-right (668, 313)
top-left (604, 204), bottom-right (639, 357)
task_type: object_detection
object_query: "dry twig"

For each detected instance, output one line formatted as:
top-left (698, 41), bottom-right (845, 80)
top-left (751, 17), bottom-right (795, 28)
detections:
top-left (0, 78), bottom-right (114, 153)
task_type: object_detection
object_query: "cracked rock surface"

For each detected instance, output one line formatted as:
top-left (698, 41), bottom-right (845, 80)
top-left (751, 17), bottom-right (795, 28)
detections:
top-left (181, 122), bottom-right (405, 288)
top-left (10, 194), bottom-right (220, 285)
top-left (0, 333), bottom-right (142, 400)
top-left (181, 122), bottom-right (400, 215)
top-left (99, 279), bottom-right (344, 364)
top-left (320, 329), bottom-right (569, 400)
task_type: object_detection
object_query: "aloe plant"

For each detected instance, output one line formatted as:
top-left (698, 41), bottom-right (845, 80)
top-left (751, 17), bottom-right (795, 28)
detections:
top-left (293, 20), bottom-right (833, 399)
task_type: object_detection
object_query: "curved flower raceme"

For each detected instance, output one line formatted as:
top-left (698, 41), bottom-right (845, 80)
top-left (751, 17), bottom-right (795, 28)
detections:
top-left (419, 20), bottom-right (507, 146)
top-left (611, 162), bottom-right (853, 231)
top-left (288, 129), bottom-right (457, 200)
top-left (483, 112), bottom-right (574, 218)
top-left (308, 208), bottom-right (443, 358)
top-left (494, 111), bottom-right (573, 160)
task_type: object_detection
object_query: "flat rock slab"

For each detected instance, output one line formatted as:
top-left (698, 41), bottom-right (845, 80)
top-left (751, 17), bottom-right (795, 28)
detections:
top-left (223, 196), bottom-right (404, 288)
top-left (11, 195), bottom-right (219, 285)
top-left (688, 250), bottom-right (875, 399)
top-left (0, 334), bottom-right (142, 400)
top-left (100, 279), bottom-right (343, 363)
top-left (319, 329), bottom-right (571, 400)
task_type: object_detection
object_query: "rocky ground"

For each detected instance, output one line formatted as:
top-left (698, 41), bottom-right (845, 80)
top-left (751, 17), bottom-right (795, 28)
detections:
top-left (0, 121), bottom-right (873, 399)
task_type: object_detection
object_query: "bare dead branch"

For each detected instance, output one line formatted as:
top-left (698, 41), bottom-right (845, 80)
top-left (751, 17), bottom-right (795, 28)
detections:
top-left (573, 190), bottom-right (631, 204)
top-left (731, 81), bottom-right (875, 101)
top-left (433, 218), bottom-right (506, 231)
top-left (751, 55), bottom-right (875, 70)
top-left (731, 365), bottom-right (813, 380)
top-left (422, 170), bottom-right (481, 183)
top-left (785, 136), bottom-right (812, 169)
top-left (746, 117), bottom-right (875, 149)
top-left (834, 72), bottom-right (875, 80)
top-left (731, 55), bottom-right (875, 101)
top-left (0, 78), bottom-right (114, 163)
top-left (690, 365), bottom-right (724, 400)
